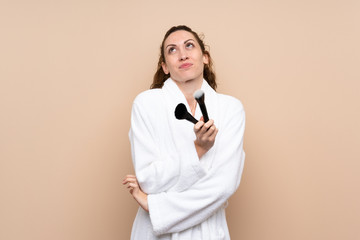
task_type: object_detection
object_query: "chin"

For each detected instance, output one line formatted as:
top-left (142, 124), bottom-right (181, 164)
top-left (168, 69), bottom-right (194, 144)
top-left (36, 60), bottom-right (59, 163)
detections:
top-left (175, 74), bottom-right (203, 83)
top-left (173, 78), bottom-right (199, 85)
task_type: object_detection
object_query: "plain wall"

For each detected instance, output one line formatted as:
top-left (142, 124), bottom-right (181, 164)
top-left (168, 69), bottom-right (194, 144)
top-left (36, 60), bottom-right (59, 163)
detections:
top-left (1, 0), bottom-right (359, 239)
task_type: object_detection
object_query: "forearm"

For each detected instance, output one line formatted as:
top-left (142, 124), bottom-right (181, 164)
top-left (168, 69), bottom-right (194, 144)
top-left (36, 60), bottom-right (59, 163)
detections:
top-left (148, 150), bottom-right (245, 235)
top-left (194, 141), bottom-right (207, 159)
top-left (133, 190), bottom-right (149, 212)
top-left (123, 175), bottom-right (149, 212)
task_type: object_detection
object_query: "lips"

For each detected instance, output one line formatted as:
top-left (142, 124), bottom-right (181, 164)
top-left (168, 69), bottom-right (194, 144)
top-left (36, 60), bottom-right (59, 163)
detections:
top-left (179, 63), bottom-right (193, 69)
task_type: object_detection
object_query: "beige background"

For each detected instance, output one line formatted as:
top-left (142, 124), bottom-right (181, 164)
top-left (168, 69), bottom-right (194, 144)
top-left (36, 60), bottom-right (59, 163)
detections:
top-left (1, 0), bottom-right (359, 239)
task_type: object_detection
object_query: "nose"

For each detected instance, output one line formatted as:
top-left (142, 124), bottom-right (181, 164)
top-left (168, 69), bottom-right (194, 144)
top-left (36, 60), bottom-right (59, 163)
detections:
top-left (179, 48), bottom-right (188, 61)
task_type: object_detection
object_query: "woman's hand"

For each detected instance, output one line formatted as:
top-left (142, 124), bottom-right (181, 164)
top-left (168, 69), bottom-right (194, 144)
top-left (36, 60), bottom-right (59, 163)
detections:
top-left (122, 175), bottom-right (149, 212)
top-left (194, 118), bottom-right (218, 159)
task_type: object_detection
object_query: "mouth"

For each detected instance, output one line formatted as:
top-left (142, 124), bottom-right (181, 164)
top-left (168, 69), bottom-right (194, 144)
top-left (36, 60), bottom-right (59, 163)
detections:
top-left (179, 63), bottom-right (193, 69)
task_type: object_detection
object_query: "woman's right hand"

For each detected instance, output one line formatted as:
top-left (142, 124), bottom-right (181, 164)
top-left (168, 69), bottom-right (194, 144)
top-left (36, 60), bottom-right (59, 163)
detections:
top-left (123, 175), bottom-right (149, 212)
top-left (194, 118), bottom-right (218, 159)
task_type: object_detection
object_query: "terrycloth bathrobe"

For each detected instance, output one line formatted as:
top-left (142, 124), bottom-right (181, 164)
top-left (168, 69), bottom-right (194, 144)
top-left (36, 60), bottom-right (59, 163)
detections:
top-left (129, 78), bottom-right (245, 240)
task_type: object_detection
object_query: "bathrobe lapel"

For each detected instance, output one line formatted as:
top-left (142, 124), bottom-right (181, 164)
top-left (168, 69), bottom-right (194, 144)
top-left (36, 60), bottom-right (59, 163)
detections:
top-left (162, 78), bottom-right (219, 175)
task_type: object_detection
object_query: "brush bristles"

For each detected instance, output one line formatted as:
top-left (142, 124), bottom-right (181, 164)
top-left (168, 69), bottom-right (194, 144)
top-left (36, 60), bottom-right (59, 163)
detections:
top-left (175, 103), bottom-right (187, 119)
top-left (193, 89), bottom-right (204, 100)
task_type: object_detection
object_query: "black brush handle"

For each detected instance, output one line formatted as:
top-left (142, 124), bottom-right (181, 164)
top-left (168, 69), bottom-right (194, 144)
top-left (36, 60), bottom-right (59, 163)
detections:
top-left (199, 103), bottom-right (209, 123)
top-left (185, 113), bottom-right (198, 124)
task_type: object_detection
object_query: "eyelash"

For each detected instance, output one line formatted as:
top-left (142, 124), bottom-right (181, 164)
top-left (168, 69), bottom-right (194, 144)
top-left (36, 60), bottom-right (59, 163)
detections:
top-left (186, 42), bottom-right (194, 48)
top-left (167, 42), bottom-right (195, 54)
top-left (168, 47), bottom-right (176, 53)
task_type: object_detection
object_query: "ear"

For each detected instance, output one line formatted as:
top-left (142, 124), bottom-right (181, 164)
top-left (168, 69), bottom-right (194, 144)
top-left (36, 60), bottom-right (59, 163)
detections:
top-left (161, 62), bottom-right (169, 74)
top-left (203, 53), bottom-right (209, 65)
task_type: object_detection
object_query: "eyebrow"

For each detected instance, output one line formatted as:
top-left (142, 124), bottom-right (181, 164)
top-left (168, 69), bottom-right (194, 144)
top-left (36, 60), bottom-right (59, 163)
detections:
top-left (165, 39), bottom-right (195, 50)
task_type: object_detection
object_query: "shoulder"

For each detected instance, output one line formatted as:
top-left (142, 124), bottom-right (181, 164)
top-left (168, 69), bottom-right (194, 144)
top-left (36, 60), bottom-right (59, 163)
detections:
top-left (130, 88), bottom-right (167, 127)
top-left (133, 88), bottom-right (163, 107)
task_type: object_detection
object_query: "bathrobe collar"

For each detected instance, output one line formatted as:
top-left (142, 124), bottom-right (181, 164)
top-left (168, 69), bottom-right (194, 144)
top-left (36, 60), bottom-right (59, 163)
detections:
top-left (161, 78), bottom-right (219, 170)
top-left (162, 78), bottom-right (217, 121)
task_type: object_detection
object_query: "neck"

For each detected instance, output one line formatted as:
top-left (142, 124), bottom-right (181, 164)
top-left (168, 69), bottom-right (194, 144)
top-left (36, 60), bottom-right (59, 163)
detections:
top-left (175, 78), bottom-right (203, 100)
top-left (173, 77), bottom-right (203, 116)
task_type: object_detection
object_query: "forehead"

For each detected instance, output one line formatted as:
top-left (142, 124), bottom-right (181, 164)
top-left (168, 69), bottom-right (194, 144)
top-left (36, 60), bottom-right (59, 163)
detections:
top-left (164, 30), bottom-right (196, 46)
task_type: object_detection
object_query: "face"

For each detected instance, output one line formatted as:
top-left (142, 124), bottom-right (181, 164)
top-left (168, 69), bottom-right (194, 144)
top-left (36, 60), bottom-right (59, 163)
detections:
top-left (161, 30), bottom-right (209, 85)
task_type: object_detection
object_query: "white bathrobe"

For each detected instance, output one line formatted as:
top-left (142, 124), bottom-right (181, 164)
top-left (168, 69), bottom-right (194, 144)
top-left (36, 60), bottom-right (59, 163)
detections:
top-left (129, 78), bottom-right (245, 240)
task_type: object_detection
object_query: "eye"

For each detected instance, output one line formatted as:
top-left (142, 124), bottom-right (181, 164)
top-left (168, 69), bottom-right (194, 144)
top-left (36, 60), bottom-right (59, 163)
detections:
top-left (186, 42), bottom-right (194, 48)
top-left (168, 47), bottom-right (176, 54)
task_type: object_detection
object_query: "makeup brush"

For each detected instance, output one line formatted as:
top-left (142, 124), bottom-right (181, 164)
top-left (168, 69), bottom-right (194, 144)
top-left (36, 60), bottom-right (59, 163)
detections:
top-left (193, 89), bottom-right (209, 122)
top-left (175, 103), bottom-right (198, 124)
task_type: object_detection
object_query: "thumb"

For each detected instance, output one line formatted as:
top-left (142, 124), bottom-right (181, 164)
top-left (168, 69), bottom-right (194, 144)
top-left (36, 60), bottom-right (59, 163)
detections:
top-left (200, 116), bottom-right (204, 122)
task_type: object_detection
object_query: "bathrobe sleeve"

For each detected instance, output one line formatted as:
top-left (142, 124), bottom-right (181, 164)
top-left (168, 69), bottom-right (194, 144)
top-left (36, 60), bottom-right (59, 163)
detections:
top-left (129, 92), bottom-right (207, 194)
top-left (147, 97), bottom-right (246, 235)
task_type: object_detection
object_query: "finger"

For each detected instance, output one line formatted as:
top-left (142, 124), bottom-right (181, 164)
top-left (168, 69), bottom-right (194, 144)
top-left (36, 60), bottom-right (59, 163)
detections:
top-left (123, 176), bottom-right (136, 183)
top-left (123, 175), bottom-right (137, 181)
top-left (203, 125), bottom-right (216, 138)
top-left (127, 183), bottom-right (138, 188)
top-left (123, 177), bottom-right (137, 184)
top-left (194, 121), bottom-right (204, 132)
top-left (122, 178), bottom-right (136, 184)
top-left (123, 179), bottom-right (132, 185)
top-left (203, 119), bottom-right (214, 129)
top-left (123, 175), bottom-right (136, 181)
top-left (199, 120), bottom-right (214, 135)
top-left (122, 178), bottom-right (132, 184)
top-left (208, 128), bottom-right (219, 140)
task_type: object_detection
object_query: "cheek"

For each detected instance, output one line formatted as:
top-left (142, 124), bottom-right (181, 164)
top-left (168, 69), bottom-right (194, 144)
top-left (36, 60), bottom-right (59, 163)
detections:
top-left (165, 57), bottom-right (178, 70)
top-left (195, 52), bottom-right (205, 63)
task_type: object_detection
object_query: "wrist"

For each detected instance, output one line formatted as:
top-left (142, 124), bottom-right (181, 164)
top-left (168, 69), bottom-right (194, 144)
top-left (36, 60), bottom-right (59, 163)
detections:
top-left (134, 190), bottom-right (149, 212)
top-left (194, 141), bottom-right (207, 159)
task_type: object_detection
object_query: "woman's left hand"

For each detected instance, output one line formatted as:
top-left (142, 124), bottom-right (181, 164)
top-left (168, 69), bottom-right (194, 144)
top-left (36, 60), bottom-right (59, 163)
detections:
top-left (122, 174), bottom-right (149, 212)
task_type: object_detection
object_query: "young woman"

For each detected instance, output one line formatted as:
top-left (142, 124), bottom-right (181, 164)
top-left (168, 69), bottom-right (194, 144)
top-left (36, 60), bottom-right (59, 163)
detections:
top-left (123, 25), bottom-right (245, 240)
